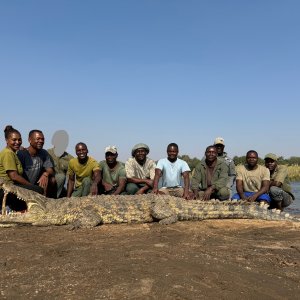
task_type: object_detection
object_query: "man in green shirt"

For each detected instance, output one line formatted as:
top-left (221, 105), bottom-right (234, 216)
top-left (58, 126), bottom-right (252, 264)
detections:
top-left (191, 145), bottom-right (230, 200)
top-left (98, 146), bottom-right (126, 195)
top-left (213, 137), bottom-right (236, 194)
top-left (264, 153), bottom-right (295, 210)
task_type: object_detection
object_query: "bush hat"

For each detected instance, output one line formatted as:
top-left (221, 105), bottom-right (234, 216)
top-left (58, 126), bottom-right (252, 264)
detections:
top-left (264, 153), bottom-right (278, 161)
top-left (131, 143), bottom-right (150, 156)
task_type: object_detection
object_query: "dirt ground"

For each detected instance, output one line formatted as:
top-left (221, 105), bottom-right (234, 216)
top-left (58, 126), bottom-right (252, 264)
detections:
top-left (0, 220), bottom-right (299, 299)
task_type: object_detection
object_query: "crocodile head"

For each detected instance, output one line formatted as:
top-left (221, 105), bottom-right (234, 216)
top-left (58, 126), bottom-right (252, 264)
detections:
top-left (0, 178), bottom-right (48, 226)
top-left (0, 179), bottom-right (104, 227)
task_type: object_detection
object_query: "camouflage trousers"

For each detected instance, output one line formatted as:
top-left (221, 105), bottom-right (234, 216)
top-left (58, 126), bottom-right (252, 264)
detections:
top-left (269, 186), bottom-right (293, 208)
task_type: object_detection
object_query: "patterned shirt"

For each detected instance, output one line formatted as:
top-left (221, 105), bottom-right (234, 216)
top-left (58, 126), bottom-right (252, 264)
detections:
top-left (125, 157), bottom-right (156, 180)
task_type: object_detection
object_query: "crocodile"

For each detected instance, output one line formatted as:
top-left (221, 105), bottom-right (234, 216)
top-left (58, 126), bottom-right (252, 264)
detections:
top-left (0, 178), bottom-right (298, 227)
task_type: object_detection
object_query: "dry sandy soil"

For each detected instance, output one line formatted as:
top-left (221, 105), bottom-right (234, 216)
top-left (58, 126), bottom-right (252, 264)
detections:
top-left (0, 219), bottom-right (299, 299)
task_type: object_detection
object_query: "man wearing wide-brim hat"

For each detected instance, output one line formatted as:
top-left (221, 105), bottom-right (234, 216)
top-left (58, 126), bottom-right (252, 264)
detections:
top-left (125, 143), bottom-right (156, 194)
top-left (264, 153), bottom-right (295, 210)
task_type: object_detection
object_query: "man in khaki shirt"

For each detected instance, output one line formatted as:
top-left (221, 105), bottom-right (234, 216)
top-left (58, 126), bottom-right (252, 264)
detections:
top-left (232, 150), bottom-right (271, 204)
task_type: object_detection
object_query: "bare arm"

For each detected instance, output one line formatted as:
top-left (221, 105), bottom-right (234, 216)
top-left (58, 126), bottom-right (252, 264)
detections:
top-left (7, 170), bottom-right (32, 186)
top-left (236, 179), bottom-right (246, 200)
top-left (67, 174), bottom-right (75, 197)
top-left (90, 169), bottom-right (101, 196)
top-left (127, 177), bottom-right (153, 187)
top-left (152, 168), bottom-right (162, 194)
top-left (182, 171), bottom-right (190, 199)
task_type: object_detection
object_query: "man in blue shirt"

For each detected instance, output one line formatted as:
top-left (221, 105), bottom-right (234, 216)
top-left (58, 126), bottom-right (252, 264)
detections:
top-left (152, 143), bottom-right (191, 199)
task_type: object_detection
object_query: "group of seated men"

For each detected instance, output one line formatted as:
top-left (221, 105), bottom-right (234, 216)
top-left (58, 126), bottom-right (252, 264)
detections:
top-left (1, 128), bottom-right (295, 212)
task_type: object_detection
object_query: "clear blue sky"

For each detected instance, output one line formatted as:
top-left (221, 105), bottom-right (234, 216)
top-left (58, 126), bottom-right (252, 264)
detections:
top-left (1, 0), bottom-right (299, 162)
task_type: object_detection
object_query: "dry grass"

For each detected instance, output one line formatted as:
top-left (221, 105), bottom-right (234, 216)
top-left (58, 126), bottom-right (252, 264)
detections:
top-left (288, 165), bottom-right (300, 181)
top-left (234, 164), bottom-right (300, 182)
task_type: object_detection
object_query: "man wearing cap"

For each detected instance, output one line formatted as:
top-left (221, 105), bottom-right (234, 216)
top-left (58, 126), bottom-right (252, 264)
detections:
top-left (264, 153), bottom-right (295, 210)
top-left (232, 150), bottom-right (271, 204)
top-left (98, 146), bottom-right (127, 195)
top-left (213, 137), bottom-right (236, 193)
top-left (125, 143), bottom-right (156, 195)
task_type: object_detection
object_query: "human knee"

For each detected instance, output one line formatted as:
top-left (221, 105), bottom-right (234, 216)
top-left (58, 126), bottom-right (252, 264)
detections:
top-left (126, 183), bottom-right (139, 195)
top-left (231, 193), bottom-right (241, 200)
top-left (269, 186), bottom-right (281, 195)
top-left (81, 177), bottom-right (92, 187)
top-left (269, 186), bottom-right (282, 201)
top-left (217, 187), bottom-right (230, 200)
top-left (257, 194), bottom-right (271, 203)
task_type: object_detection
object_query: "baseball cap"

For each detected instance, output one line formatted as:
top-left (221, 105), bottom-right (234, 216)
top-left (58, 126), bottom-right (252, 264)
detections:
top-left (105, 145), bottom-right (117, 154)
top-left (264, 153), bottom-right (278, 161)
top-left (214, 137), bottom-right (225, 145)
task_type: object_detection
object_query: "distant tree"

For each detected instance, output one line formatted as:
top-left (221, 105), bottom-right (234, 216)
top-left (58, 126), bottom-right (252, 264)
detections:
top-left (180, 154), bottom-right (300, 169)
top-left (277, 156), bottom-right (288, 165)
top-left (233, 156), bottom-right (245, 166)
top-left (257, 157), bottom-right (264, 165)
top-left (179, 155), bottom-right (200, 172)
top-left (288, 156), bottom-right (300, 165)
top-left (234, 156), bottom-right (267, 165)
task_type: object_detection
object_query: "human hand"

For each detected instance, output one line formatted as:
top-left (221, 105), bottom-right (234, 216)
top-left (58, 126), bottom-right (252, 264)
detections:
top-left (102, 181), bottom-right (113, 192)
top-left (38, 173), bottom-right (49, 190)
